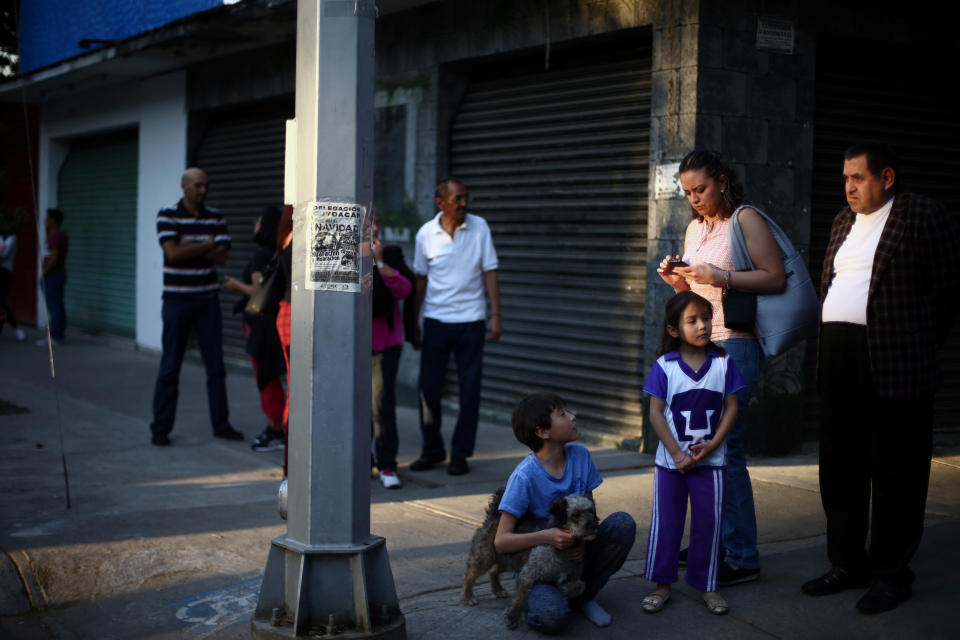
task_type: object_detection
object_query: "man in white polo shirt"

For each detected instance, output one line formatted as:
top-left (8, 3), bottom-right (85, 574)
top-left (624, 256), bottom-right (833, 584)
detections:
top-left (410, 178), bottom-right (502, 476)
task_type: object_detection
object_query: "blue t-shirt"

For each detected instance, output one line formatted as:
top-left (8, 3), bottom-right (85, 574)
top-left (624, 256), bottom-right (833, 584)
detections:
top-left (498, 443), bottom-right (603, 521)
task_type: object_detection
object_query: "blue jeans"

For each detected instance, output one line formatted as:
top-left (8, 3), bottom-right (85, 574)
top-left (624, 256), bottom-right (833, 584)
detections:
top-left (151, 295), bottom-right (230, 434)
top-left (43, 271), bottom-right (67, 340)
top-left (715, 337), bottom-right (762, 570)
top-left (417, 318), bottom-right (485, 459)
top-left (525, 512), bottom-right (636, 635)
top-left (0, 267), bottom-right (18, 332)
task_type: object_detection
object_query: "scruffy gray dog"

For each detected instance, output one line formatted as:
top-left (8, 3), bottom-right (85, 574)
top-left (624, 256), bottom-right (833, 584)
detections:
top-left (461, 489), bottom-right (600, 617)
top-left (461, 488), bottom-right (539, 606)
top-left (503, 493), bottom-right (599, 628)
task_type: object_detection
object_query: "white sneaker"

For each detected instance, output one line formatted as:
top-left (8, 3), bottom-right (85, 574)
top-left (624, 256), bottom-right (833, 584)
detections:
top-left (379, 468), bottom-right (402, 489)
top-left (14, 327), bottom-right (25, 341)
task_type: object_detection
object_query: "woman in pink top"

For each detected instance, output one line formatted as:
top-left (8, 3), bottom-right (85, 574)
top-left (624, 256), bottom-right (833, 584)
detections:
top-left (656, 150), bottom-right (785, 587)
top-left (372, 213), bottom-right (413, 489)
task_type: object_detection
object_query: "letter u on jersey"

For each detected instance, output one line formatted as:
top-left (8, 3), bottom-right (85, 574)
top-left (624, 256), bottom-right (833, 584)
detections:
top-left (670, 389), bottom-right (723, 442)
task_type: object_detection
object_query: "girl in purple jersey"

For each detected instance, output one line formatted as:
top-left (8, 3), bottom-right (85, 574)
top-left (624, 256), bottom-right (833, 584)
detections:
top-left (641, 291), bottom-right (744, 616)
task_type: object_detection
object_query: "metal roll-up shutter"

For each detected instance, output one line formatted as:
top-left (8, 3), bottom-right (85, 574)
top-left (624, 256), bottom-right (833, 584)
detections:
top-left (193, 102), bottom-right (293, 362)
top-left (809, 39), bottom-right (960, 435)
top-left (449, 43), bottom-right (652, 436)
top-left (58, 129), bottom-right (138, 337)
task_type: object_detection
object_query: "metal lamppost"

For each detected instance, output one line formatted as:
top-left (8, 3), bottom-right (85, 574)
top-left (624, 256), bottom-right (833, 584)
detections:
top-left (252, 1), bottom-right (404, 637)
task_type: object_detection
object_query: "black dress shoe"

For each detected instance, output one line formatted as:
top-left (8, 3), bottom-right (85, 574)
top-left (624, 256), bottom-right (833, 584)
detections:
top-left (856, 569), bottom-right (915, 614)
top-left (802, 567), bottom-right (870, 596)
top-left (447, 456), bottom-right (469, 476)
top-left (213, 426), bottom-right (244, 441)
top-left (151, 432), bottom-right (171, 446)
top-left (409, 452), bottom-right (445, 471)
top-left (718, 562), bottom-right (760, 586)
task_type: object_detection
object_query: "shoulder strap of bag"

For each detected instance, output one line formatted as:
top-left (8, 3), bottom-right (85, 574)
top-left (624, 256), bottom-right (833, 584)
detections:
top-left (728, 206), bottom-right (753, 271)
top-left (729, 204), bottom-right (799, 270)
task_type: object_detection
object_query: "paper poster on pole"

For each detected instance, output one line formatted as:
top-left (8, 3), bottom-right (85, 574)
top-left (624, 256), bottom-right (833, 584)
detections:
top-left (305, 200), bottom-right (365, 292)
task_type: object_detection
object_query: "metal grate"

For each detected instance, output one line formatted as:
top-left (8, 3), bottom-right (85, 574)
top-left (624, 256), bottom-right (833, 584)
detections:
top-left (58, 129), bottom-right (139, 337)
top-left (448, 48), bottom-right (652, 436)
top-left (193, 103), bottom-right (293, 362)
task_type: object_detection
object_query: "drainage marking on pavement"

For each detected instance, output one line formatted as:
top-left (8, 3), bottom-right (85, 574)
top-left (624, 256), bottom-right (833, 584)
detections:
top-left (171, 575), bottom-right (261, 635)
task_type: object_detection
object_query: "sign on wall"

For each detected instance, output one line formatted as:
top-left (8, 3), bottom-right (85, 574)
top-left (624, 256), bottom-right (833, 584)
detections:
top-left (756, 17), bottom-right (795, 54)
top-left (655, 162), bottom-right (684, 199)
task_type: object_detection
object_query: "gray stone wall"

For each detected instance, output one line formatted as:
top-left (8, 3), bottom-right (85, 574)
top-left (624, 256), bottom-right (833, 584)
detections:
top-left (635, 1), bottom-right (821, 452)
top-left (696, 1), bottom-right (817, 453)
top-left (643, 1), bottom-right (702, 378)
top-left (696, 0), bottom-right (815, 250)
top-left (642, 2), bottom-right (817, 370)
top-left (187, 43), bottom-right (296, 112)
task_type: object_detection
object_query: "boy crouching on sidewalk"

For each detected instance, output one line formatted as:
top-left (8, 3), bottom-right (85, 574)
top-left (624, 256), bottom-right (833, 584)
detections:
top-left (494, 392), bottom-right (636, 634)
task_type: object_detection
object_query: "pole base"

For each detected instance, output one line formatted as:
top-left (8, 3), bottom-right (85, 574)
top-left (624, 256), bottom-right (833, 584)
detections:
top-left (251, 535), bottom-right (405, 639)
top-left (252, 616), bottom-right (404, 640)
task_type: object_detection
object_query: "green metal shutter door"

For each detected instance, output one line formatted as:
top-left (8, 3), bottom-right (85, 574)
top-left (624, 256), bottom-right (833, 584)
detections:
top-left (57, 130), bottom-right (138, 337)
top-left (193, 103), bottom-right (293, 362)
top-left (448, 40), bottom-right (652, 436)
top-left (810, 38), bottom-right (960, 436)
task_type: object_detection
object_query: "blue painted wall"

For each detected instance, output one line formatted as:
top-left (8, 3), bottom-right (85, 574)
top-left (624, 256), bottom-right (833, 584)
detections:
top-left (20, 0), bottom-right (224, 73)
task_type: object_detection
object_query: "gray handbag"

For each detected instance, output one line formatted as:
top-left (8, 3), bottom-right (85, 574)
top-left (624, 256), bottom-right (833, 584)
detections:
top-left (729, 205), bottom-right (819, 358)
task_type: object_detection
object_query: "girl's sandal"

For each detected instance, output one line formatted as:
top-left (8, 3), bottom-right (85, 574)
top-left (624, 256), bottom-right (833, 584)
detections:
top-left (641, 592), bottom-right (670, 614)
top-left (703, 594), bottom-right (729, 616)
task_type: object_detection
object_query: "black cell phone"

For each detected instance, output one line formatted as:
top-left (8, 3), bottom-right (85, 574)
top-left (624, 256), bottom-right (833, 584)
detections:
top-left (667, 259), bottom-right (689, 267)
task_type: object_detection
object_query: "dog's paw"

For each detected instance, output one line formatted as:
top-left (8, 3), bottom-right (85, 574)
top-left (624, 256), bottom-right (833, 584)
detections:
top-left (563, 580), bottom-right (585, 599)
top-left (461, 594), bottom-right (479, 606)
top-left (503, 611), bottom-right (520, 630)
top-left (493, 586), bottom-right (509, 599)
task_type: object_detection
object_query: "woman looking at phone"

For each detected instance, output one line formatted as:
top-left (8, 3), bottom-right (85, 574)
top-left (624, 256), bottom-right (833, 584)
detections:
top-left (656, 149), bottom-right (785, 586)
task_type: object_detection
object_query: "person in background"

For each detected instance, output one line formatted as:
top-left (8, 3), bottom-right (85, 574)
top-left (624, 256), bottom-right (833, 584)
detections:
top-left (223, 206), bottom-right (286, 452)
top-left (275, 205), bottom-right (294, 476)
top-left (38, 208), bottom-right (69, 346)
top-left (150, 168), bottom-right (242, 446)
top-left (0, 220), bottom-right (27, 341)
top-left (371, 212), bottom-right (414, 488)
top-left (410, 178), bottom-right (502, 477)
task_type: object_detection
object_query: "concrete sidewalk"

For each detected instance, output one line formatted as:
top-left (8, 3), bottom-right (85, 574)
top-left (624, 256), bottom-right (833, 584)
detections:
top-left (1, 329), bottom-right (958, 639)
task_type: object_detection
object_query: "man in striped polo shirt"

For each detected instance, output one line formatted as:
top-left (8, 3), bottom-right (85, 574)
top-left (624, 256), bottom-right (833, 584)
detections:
top-left (150, 167), bottom-right (243, 446)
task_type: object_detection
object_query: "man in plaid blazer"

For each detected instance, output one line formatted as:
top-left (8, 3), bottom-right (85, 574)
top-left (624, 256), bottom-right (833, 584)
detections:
top-left (802, 142), bottom-right (958, 613)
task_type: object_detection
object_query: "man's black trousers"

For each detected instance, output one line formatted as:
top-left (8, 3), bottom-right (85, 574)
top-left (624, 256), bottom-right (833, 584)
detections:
top-left (818, 322), bottom-right (933, 580)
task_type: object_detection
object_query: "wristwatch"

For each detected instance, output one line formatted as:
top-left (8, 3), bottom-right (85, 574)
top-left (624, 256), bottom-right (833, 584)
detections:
top-left (376, 260), bottom-right (385, 269)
